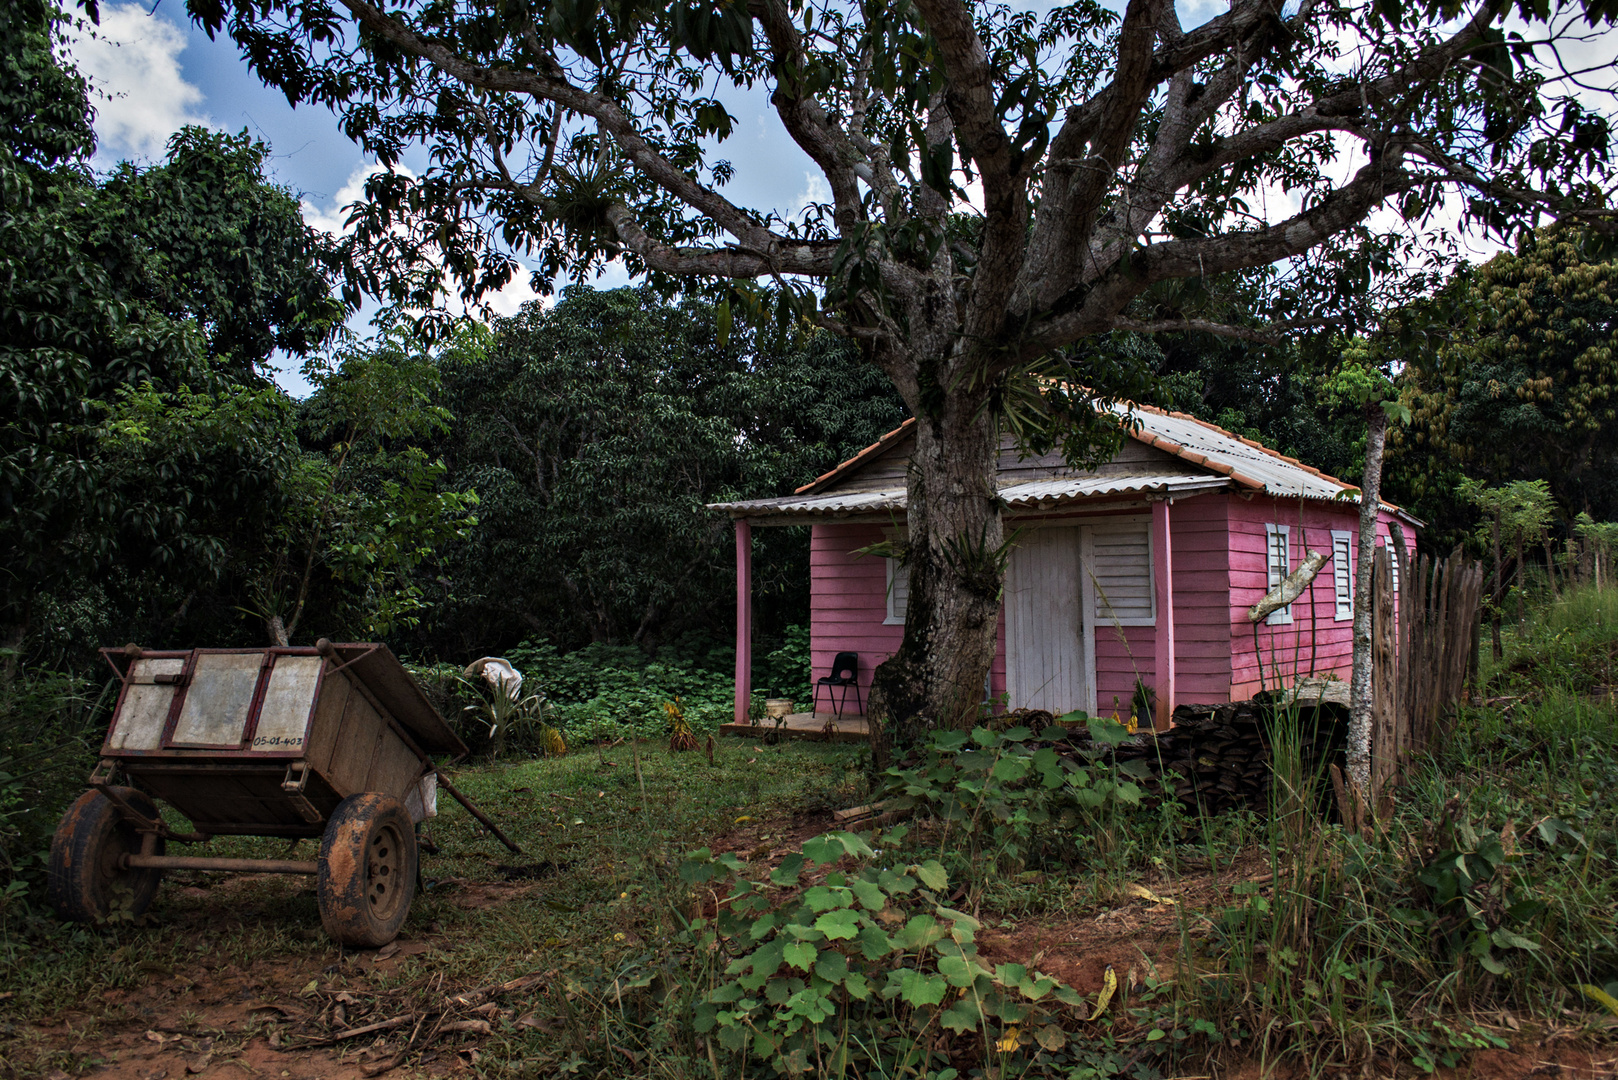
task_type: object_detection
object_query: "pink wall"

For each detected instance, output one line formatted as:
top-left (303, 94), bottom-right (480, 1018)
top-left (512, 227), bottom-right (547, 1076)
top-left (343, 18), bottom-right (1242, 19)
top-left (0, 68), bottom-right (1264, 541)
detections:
top-left (806, 494), bottom-right (1414, 715)
top-left (809, 523), bottom-right (904, 708)
top-left (1226, 497), bottom-right (1408, 698)
top-left (1165, 494), bottom-right (1234, 704)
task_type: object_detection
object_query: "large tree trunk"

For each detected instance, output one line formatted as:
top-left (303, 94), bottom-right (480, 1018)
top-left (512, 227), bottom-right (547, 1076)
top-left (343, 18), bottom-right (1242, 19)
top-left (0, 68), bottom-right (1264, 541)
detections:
top-left (868, 401), bottom-right (1005, 769)
top-left (1347, 404), bottom-right (1387, 791)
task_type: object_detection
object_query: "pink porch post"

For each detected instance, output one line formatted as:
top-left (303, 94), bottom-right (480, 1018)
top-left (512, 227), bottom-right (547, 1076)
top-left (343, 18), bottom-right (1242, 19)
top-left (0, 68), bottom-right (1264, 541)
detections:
top-left (734, 520), bottom-right (753, 725)
top-left (1152, 499), bottom-right (1175, 727)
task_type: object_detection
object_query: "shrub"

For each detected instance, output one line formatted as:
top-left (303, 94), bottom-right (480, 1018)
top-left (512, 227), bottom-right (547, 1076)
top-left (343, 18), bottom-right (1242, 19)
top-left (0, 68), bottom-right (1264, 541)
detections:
top-left (681, 829), bottom-right (1087, 1075)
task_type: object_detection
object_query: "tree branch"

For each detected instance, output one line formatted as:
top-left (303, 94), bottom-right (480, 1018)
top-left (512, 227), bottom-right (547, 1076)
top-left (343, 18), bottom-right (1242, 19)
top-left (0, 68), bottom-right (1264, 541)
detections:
top-left (752, 0), bottom-right (866, 233)
top-left (336, 0), bottom-right (798, 263)
top-left (602, 204), bottom-right (837, 277)
top-left (1022, 152), bottom-right (1420, 358)
top-left (1111, 316), bottom-right (1342, 343)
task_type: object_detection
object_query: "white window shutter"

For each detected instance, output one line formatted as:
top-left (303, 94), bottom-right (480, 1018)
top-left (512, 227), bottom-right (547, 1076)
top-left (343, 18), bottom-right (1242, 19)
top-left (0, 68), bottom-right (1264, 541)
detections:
top-left (1331, 530), bottom-right (1353, 621)
top-left (1377, 538), bottom-right (1402, 595)
top-left (1265, 524), bottom-right (1292, 625)
top-left (1089, 520), bottom-right (1154, 626)
top-left (885, 558), bottom-right (908, 624)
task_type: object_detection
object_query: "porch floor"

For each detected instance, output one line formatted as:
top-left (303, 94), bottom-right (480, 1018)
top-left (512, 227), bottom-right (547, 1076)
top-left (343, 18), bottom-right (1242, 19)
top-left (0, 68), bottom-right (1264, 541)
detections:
top-left (719, 711), bottom-right (869, 744)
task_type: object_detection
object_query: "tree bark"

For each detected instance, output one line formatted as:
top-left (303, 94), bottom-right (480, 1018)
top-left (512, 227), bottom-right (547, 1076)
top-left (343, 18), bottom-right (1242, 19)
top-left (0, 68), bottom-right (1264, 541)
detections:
top-left (1347, 404), bottom-right (1387, 791)
top-left (1490, 509), bottom-right (1503, 660)
top-left (267, 614), bottom-right (291, 647)
top-left (868, 401), bottom-right (1005, 769)
top-left (0, 619), bottom-right (25, 691)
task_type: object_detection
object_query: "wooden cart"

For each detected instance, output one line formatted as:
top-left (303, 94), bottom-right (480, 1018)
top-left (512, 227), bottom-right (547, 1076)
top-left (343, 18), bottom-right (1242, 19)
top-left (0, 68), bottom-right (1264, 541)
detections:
top-left (48, 640), bottom-right (518, 947)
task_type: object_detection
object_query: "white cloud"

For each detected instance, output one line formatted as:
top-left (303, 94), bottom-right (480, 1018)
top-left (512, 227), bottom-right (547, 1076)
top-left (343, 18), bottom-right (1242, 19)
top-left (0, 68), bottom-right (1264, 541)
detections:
top-left (792, 172), bottom-right (832, 219)
top-left (300, 163), bottom-right (395, 237)
top-left (66, 3), bottom-right (208, 161)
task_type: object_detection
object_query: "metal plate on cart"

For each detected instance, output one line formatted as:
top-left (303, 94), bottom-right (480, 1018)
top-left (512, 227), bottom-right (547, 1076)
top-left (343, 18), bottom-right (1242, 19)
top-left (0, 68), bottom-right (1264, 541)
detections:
top-left (171, 653), bottom-right (262, 747)
top-left (108, 658), bottom-right (186, 750)
top-left (253, 655), bottom-right (321, 751)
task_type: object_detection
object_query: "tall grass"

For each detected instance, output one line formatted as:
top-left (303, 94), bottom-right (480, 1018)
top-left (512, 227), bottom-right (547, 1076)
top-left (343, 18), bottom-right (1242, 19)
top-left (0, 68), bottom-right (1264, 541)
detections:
top-left (1172, 587), bottom-right (1618, 1074)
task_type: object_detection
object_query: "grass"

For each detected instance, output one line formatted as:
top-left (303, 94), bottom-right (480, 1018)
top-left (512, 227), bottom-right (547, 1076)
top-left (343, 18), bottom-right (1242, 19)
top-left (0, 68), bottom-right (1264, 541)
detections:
top-left (3, 587), bottom-right (1617, 1078)
top-left (0, 738), bottom-right (864, 1077)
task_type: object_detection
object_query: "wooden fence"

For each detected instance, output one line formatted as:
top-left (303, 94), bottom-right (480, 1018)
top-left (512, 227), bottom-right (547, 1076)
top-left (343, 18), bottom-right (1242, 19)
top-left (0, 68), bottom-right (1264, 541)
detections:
top-left (1368, 544), bottom-right (1486, 802)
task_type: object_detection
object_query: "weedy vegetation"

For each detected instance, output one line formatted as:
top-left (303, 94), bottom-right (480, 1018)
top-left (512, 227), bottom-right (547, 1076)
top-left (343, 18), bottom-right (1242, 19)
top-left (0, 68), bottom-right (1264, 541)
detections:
top-left (1, 593), bottom-right (1615, 1078)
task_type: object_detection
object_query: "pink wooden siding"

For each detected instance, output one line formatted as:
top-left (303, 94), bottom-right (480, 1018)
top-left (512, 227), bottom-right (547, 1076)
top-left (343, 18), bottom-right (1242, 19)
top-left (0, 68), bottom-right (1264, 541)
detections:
top-left (809, 523), bottom-right (904, 703)
top-left (807, 494), bottom-right (1414, 715)
top-left (1095, 626), bottom-right (1154, 719)
top-left (1165, 494), bottom-right (1234, 703)
top-left (1226, 497), bottom-right (1405, 699)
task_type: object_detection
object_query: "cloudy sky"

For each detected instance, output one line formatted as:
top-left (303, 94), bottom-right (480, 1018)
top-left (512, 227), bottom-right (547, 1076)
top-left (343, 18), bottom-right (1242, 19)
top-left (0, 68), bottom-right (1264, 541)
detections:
top-left (65, 2), bottom-right (824, 394)
top-left (61, 1), bottom-right (1610, 395)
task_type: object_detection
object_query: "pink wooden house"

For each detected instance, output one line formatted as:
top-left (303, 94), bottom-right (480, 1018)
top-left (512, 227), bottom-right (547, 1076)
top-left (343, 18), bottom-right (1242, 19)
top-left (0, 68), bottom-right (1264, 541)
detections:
top-left (711, 405), bottom-right (1420, 727)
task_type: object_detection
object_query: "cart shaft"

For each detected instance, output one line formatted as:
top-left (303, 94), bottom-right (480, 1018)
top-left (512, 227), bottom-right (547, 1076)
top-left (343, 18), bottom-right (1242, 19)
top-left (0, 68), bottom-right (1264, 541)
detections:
top-left (119, 854), bottom-right (319, 874)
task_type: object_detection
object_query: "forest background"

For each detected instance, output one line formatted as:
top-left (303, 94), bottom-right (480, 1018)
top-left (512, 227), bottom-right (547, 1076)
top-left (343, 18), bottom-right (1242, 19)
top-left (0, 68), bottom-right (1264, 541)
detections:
top-left (5, 0), bottom-right (1618, 881)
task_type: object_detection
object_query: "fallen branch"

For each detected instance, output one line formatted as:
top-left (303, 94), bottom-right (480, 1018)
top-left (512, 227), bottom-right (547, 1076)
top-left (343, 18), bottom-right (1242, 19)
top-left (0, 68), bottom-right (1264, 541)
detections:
top-left (278, 1015), bottom-right (410, 1049)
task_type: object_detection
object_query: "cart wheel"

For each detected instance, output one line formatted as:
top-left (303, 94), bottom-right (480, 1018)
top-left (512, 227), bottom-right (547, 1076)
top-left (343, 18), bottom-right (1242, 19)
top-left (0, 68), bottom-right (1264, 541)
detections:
top-left (317, 793), bottom-right (418, 948)
top-left (47, 787), bottom-right (166, 924)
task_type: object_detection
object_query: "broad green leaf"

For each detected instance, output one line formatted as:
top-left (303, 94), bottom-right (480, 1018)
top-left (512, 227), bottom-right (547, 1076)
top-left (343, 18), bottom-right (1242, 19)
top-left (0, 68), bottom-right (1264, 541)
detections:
top-left (851, 878), bottom-right (886, 910)
top-left (803, 835), bottom-right (844, 865)
top-left (815, 909), bottom-right (862, 940)
top-left (940, 999), bottom-right (982, 1033)
top-left (938, 954), bottom-right (978, 988)
top-left (783, 941), bottom-right (818, 971)
top-left (858, 925), bottom-right (895, 959)
top-left (770, 854), bottom-right (806, 885)
top-left (814, 950), bottom-right (849, 982)
top-left (803, 885), bottom-right (848, 912)
top-left (900, 971), bottom-right (948, 1006)
top-left (913, 860), bottom-right (949, 891)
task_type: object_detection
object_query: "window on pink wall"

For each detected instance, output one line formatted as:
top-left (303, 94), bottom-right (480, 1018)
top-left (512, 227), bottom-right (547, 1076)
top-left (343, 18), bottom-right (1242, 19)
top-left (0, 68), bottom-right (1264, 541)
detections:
top-left (1265, 523), bottom-right (1292, 625)
top-left (885, 557), bottom-right (909, 625)
top-left (884, 526), bottom-right (909, 625)
top-left (1331, 530), bottom-right (1353, 621)
top-left (1377, 537), bottom-right (1402, 593)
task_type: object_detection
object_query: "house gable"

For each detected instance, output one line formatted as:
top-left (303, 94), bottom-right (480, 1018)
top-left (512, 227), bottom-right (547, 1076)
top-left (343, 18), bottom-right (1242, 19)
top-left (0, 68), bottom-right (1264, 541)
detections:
top-left (804, 428), bottom-right (1199, 497)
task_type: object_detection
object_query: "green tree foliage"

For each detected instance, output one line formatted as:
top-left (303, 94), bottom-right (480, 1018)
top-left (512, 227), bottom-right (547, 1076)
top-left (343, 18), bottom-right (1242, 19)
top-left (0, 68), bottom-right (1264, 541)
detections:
top-left (1400, 231), bottom-right (1618, 527)
top-left (420, 286), bottom-right (906, 653)
top-left (0, 0), bottom-right (341, 663)
top-left (186, 0), bottom-right (1618, 731)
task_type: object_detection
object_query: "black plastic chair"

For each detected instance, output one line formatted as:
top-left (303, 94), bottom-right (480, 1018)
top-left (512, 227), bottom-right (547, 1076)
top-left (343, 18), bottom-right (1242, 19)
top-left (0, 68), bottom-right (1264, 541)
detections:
top-left (814, 652), bottom-right (863, 717)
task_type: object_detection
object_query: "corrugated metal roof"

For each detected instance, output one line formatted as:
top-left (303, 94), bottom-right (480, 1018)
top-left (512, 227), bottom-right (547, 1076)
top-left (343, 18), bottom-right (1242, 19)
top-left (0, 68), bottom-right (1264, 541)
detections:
top-left (1121, 406), bottom-right (1356, 503)
top-left (722, 397), bottom-right (1423, 526)
top-left (708, 489), bottom-right (907, 516)
top-left (708, 474), bottom-right (1230, 517)
top-left (999, 474), bottom-right (1230, 507)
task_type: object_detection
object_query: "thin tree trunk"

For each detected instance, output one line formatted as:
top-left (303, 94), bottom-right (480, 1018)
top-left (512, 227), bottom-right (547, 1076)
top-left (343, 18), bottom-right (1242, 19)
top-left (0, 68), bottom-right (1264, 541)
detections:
top-left (1491, 510), bottom-right (1503, 660)
top-left (869, 402), bottom-right (1004, 769)
top-left (267, 614), bottom-right (291, 647)
top-left (1347, 405), bottom-right (1387, 791)
top-left (0, 619), bottom-right (25, 690)
top-left (1515, 537), bottom-right (1525, 625)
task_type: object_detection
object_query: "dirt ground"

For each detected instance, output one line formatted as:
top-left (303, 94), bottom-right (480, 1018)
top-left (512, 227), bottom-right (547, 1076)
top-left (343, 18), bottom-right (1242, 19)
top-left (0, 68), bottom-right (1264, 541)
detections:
top-left (12, 811), bottom-right (1617, 1080)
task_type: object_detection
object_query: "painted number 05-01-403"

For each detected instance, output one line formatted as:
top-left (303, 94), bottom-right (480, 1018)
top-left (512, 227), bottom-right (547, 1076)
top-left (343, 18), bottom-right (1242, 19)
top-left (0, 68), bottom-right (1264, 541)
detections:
top-left (252, 735), bottom-right (304, 749)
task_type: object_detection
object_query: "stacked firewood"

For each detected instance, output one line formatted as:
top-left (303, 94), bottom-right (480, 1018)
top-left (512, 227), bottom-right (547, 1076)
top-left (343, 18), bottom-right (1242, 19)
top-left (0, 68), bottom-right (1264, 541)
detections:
top-left (1038, 694), bottom-right (1349, 815)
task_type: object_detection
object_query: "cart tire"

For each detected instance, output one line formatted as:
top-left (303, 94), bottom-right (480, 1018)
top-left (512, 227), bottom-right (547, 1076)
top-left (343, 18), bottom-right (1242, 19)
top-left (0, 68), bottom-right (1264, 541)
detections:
top-left (47, 787), bottom-right (166, 924)
top-left (317, 793), bottom-right (417, 948)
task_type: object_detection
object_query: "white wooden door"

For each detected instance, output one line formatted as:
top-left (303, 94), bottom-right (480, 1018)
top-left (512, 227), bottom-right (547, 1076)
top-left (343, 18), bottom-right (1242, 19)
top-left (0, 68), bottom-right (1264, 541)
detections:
top-left (1005, 526), bottom-right (1087, 714)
